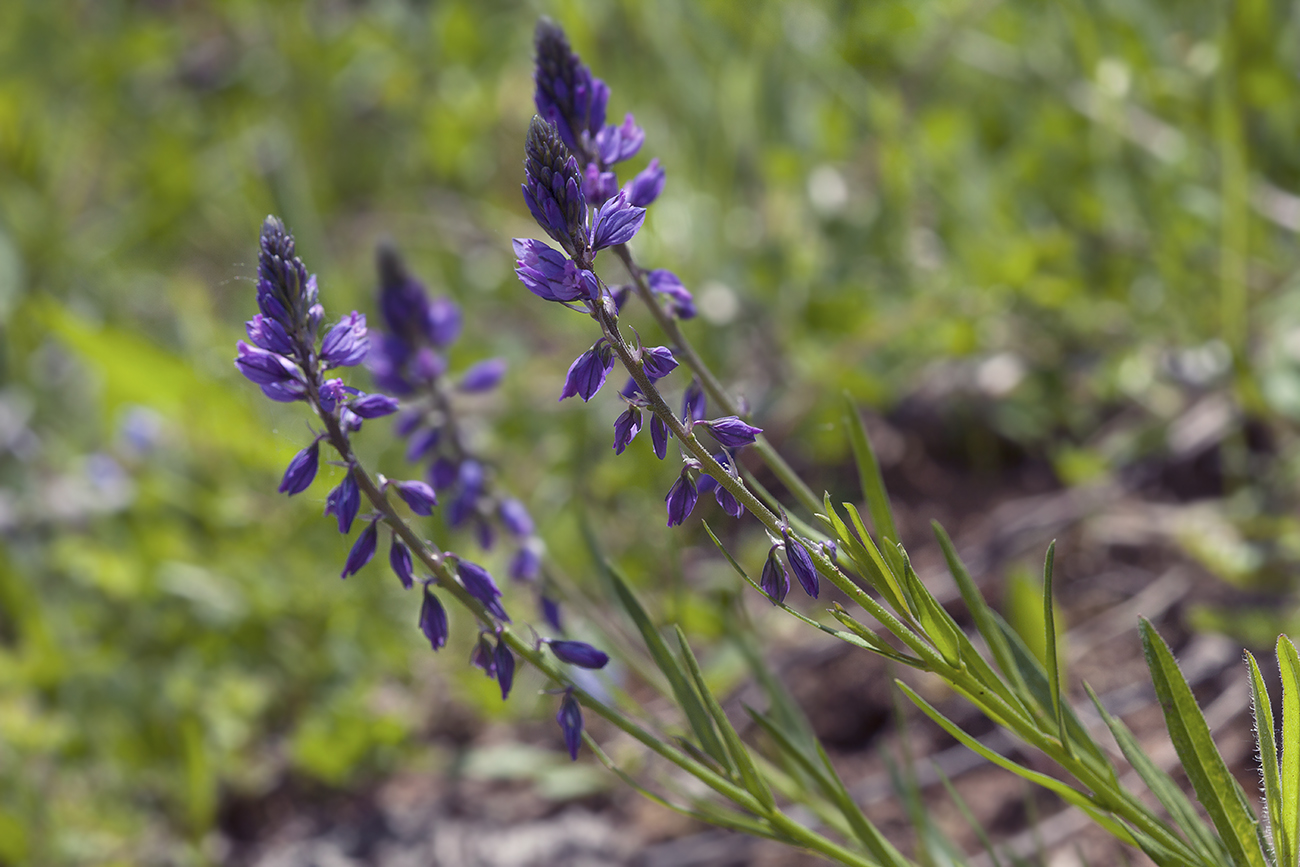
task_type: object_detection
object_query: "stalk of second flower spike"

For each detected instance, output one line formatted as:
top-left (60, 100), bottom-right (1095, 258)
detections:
top-left (611, 244), bottom-right (826, 525)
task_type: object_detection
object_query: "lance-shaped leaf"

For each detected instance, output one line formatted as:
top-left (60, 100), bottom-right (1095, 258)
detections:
top-left (1280, 634), bottom-right (1300, 867)
top-left (1248, 651), bottom-right (1287, 867)
top-left (843, 394), bottom-right (899, 546)
top-left (1140, 619), bottom-right (1270, 867)
top-left (1041, 541), bottom-right (1068, 757)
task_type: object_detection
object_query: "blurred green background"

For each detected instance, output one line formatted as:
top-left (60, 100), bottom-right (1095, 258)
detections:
top-left (4, 0), bottom-right (1300, 862)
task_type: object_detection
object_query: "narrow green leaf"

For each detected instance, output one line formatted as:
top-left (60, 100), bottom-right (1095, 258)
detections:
top-left (828, 605), bottom-right (925, 666)
top-left (896, 545), bottom-right (960, 667)
top-left (1041, 541), bottom-right (1069, 758)
top-left (675, 626), bottom-right (775, 811)
top-left (843, 394), bottom-right (899, 546)
top-left (1248, 651), bottom-right (1287, 867)
top-left (934, 762), bottom-right (1004, 867)
top-left (1140, 618), bottom-right (1269, 867)
top-left (605, 563), bottom-right (733, 772)
top-left (1279, 634), bottom-right (1300, 867)
top-left (1083, 682), bottom-right (1225, 867)
top-left (897, 681), bottom-right (1142, 849)
top-left (843, 501), bottom-right (913, 615)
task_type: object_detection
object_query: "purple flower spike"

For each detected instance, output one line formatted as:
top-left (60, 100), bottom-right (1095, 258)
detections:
top-left (459, 358), bottom-right (507, 393)
top-left (341, 519), bottom-right (379, 579)
top-left (682, 380), bottom-right (707, 423)
top-left (325, 469), bottom-right (361, 534)
top-left (523, 116), bottom-right (589, 259)
top-left (513, 238), bottom-right (588, 304)
top-left (784, 533), bottom-right (819, 598)
top-left (647, 270), bottom-right (696, 319)
top-left (650, 414), bottom-right (670, 460)
top-left (761, 545), bottom-right (790, 605)
top-left (665, 472), bottom-right (698, 527)
top-left (235, 341), bottom-right (299, 385)
top-left (499, 499), bottom-right (534, 536)
top-left (560, 341), bottom-right (615, 402)
top-left (321, 311), bottom-right (369, 368)
top-left (625, 158), bottom-right (666, 207)
top-left (495, 639), bottom-right (516, 700)
top-left (591, 191), bottom-right (646, 251)
top-left (394, 480), bottom-right (438, 516)
top-left (541, 595), bottom-right (564, 632)
top-left (548, 640), bottom-right (610, 669)
top-left (458, 559), bottom-right (510, 622)
top-left (278, 440), bottom-right (320, 495)
top-left (390, 537), bottom-right (414, 590)
top-left (641, 346), bottom-right (678, 380)
top-left (419, 586), bottom-right (448, 651)
top-left (613, 406), bottom-right (643, 454)
top-left (533, 19), bottom-right (606, 154)
top-left (704, 417), bottom-right (762, 449)
top-left (556, 689), bottom-right (583, 761)
top-left (349, 392), bottom-right (400, 419)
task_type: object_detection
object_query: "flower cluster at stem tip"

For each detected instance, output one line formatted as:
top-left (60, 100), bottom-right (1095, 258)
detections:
top-left (236, 216), bottom-right (608, 759)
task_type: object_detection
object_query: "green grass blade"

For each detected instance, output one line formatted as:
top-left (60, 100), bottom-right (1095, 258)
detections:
top-left (1279, 634), bottom-right (1300, 867)
top-left (605, 562), bottom-right (734, 773)
top-left (674, 626), bottom-right (775, 811)
top-left (843, 393), bottom-right (900, 546)
top-left (1041, 541), bottom-right (1069, 758)
top-left (1140, 618), bottom-right (1269, 867)
top-left (934, 762), bottom-right (1004, 867)
top-left (896, 544), bottom-right (960, 667)
top-left (1248, 651), bottom-right (1286, 867)
top-left (1083, 682), bottom-right (1225, 867)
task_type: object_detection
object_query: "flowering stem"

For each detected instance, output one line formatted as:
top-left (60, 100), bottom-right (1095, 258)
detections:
top-left (612, 244), bottom-right (826, 524)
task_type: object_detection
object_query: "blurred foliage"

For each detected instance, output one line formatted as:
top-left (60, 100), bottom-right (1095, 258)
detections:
top-left (4, 0), bottom-right (1300, 862)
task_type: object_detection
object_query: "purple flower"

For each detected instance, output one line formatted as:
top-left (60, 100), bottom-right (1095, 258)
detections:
top-left (583, 163), bottom-right (619, 205)
top-left (412, 348), bottom-right (447, 383)
top-left (458, 559), bottom-right (510, 622)
top-left (556, 689), bottom-right (584, 760)
top-left (320, 311), bottom-right (369, 368)
top-left (703, 417), bottom-right (762, 449)
top-left (459, 358), bottom-right (507, 393)
top-left (376, 245), bottom-right (435, 346)
top-left (624, 158), bottom-right (665, 207)
top-left (594, 113), bottom-right (644, 165)
top-left (390, 537), bottom-right (414, 589)
top-left (784, 533), bottom-right (819, 598)
top-left (665, 472), bottom-right (698, 527)
top-left (341, 518), bottom-right (379, 578)
top-left (475, 518), bottom-right (495, 551)
top-left (394, 479), bottom-right (438, 515)
top-left (495, 639), bottom-right (516, 700)
top-left (647, 270), bottom-right (696, 319)
top-left (406, 427), bottom-right (441, 462)
top-left (560, 341), bottom-right (615, 402)
top-left (246, 314), bottom-right (294, 356)
top-left (430, 457), bottom-right (459, 490)
top-left (523, 116), bottom-right (589, 259)
top-left (349, 392), bottom-right (400, 418)
top-left (513, 238), bottom-right (589, 304)
top-left (682, 380), bottom-right (707, 422)
top-left (278, 440), bottom-right (320, 495)
top-left (641, 346), bottom-right (678, 380)
top-left (533, 20), bottom-right (607, 155)
top-left (325, 469), bottom-right (361, 534)
top-left (498, 499), bottom-right (534, 536)
top-left (258, 379), bottom-right (308, 404)
top-left (256, 216), bottom-right (315, 335)
top-left (590, 191), bottom-right (646, 251)
top-left (419, 586), bottom-right (448, 651)
top-left (541, 595), bottom-right (563, 632)
top-left (703, 454), bottom-right (744, 519)
top-left (613, 406), bottom-right (643, 454)
top-left (427, 297), bottom-right (462, 347)
top-left (650, 413), bottom-right (670, 460)
top-left (235, 341), bottom-right (299, 386)
top-left (760, 545), bottom-right (790, 605)
top-left (820, 540), bottom-right (838, 565)
top-left (471, 634), bottom-right (497, 676)
top-left (317, 378), bottom-right (348, 414)
top-left (547, 640), bottom-right (610, 669)
top-left (510, 544), bottom-right (542, 582)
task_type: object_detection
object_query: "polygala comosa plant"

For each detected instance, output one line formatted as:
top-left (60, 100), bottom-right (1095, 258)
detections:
top-left (233, 18), bottom-right (1300, 867)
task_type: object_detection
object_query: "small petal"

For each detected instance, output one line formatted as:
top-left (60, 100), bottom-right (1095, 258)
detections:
top-left (405, 427), bottom-right (441, 462)
top-left (547, 640), bottom-right (610, 669)
top-left (459, 559), bottom-right (510, 622)
top-left (320, 311), bottom-right (369, 368)
top-left (647, 269), bottom-right (696, 319)
top-left (349, 392), bottom-right (400, 418)
top-left (459, 358), bottom-right (507, 393)
top-left (624, 158), bottom-right (666, 207)
top-left (390, 537), bottom-right (414, 589)
top-left (590, 191), bottom-right (646, 251)
top-left (510, 544), bottom-right (542, 582)
top-left (559, 342), bottom-right (615, 402)
top-left (613, 406), bottom-right (643, 454)
top-left (513, 238), bottom-right (587, 303)
top-left (235, 341), bottom-right (299, 385)
top-left (498, 499), bottom-right (534, 536)
top-left (325, 469), bottom-right (361, 534)
top-left (427, 297), bottom-right (462, 347)
top-left (650, 414), bottom-right (670, 460)
top-left (394, 480), bottom-right (438, 515)
top-left (784, 533), bottom-right (819, 598)
top-left (341, 519), bottom-right (379, 578)
top-left (430, 457), bottom-right (459, 491)
top-left (419, 587), bottom-right (449, 650)
top-left (714, 484), bottom-right (744, 519)
top-left (246, 314), bottom-right (294, 355)
top-left (471, 634), bottom-right (497, 676)
top-left (556, 690), bottom-right (583, 760)
top-left (278, 440), bottom-right (320, 495)
top-left (541, 595), bottom-right (564, 632)
top-left (582, 162), bottom-right (619, 205)
top-left (760, 545), bottom-right (790, 605)
top-left (704, 417), bottom-right (762, 449)
top-left (665, 472), bottom-right (698, 527)
top-left (682, 380), bottom-right (707, 422)
top-left (641, 346), bottom-right (678, 380)
top-left (495, 639), bottom-right (516, 700)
